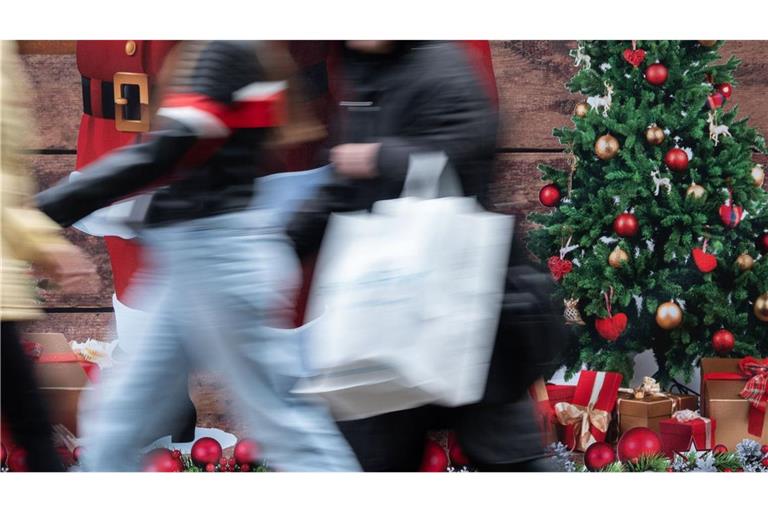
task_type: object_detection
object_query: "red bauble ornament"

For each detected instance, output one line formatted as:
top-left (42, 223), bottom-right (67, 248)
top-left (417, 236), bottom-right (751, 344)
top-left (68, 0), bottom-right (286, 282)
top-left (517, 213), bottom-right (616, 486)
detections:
top-left (712, 444), bottom-right (729, 455)
top-left (712, 329), bottom-right (735, 354)
top-left (757, 233), bottom-right (768, 254)
top-left (622, 48), bottom-right (646, 68)
top-left (761, 458), bottom-right (768, 468)
top-left (234, 438), bottom-right (261, 466)
top-left (595, 313), bottom-right (628, 342)
top-left (205, 462), bottom-right (216, 472)
top-left (707, 92), bottom-right (725, 110)
top-left (761, 444), bottom-right (768, 454)
top-left (143, 448), bottom-right (181, 472)
top-left (617, 427), bottom-right (662, 464)
top-left (716, 83), bottom-right (733, 99)
top-left (719, 203), bottom-right (743, 228)
top-left (539, 184), bottom-right (561, 207)
top-left (420, 440), bottom-right (449, 472)
top-left (7, 448), bottom-right (28, 472)
top-left (447, 433), bottom-right (470, 466)
top-left (1, 443), bottom-right (7, 466)
top-left (645, 63), bottom-right (669, 86)
top-left (664, 148), bottom-right (689, 173)
top-left (584, 441), bottom-right (617, 471)
top-left (613, 212), bottom-right (639, 237)
top-left (219, 457), bottom-right (228, 467)
top-left (692, 247), bottom-right (717, 273)
top-left (191, 437), bottom-right (223, 467)
top-left (547, 256), bottom-right (573, 281)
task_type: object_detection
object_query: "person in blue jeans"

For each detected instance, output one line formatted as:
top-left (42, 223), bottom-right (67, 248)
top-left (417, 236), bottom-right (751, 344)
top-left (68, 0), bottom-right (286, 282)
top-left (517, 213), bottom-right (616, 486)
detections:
top-left (35, 41), bottom-right (360, 472)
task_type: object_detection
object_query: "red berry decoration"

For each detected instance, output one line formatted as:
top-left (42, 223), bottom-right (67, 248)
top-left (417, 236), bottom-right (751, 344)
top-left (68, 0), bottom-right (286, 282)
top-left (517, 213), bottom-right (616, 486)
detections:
top-left (419, 440), bottom-right (449, 472)
top-left (595, 313), bottom-right (628, 342)
top-left (712, 444), bottom-right (729, 455)
top-left (143, 448), bottom-right (181, 472)
top-left (547, 256), bottom-right (573, 281)
top-left (7, 448), bottom-right (28, 472)
top-left (205, 462), bottom-right (216, 472)
top-left (617, 427), bottom-right (662, 464)
top-left (761, 444), bottom-right (768, 454)
top-left (692, 247), bottom-right (717, 273)
top-left (757, 233), bottom-right (768, 254)
top-left (719, 202), bottom-right (743, 228)
top-left (234, 438), bottom-right (261, 466)
top-left (539, 184), bottom-right (561, 207)
top-left (717, 83), bottom-right (733, 99)
top-left (645, 63), bottom-right (669, 86)
top-left (622, 48), bottom-right (646, 68)
top-left (712, 329), bottom-right (735, 354)
top-left (584, 441), bottom-right (617, 471)
top-left (664, 148), bottom-right (689, 173)
top-left (708, 92), bottom-right (725, 110)
top-left (191, 437), bottom-right (223, 468)
top-left (613, 212), bottom-right (639, 237)
top-left (240, 463), bottom-right (251, 472)
top-left (762, 458), bottom-right (768, 468)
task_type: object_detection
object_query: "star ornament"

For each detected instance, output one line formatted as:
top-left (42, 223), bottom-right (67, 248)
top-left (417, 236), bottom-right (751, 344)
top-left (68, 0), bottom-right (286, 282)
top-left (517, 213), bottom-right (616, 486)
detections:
top-left (675, 437), bottom-right (712, 461)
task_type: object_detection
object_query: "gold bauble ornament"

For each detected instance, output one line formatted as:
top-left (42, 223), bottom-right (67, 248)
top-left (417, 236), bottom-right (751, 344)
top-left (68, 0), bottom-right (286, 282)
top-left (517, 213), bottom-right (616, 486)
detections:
top-left (595, 134), bottom-right (620, 160)
top-left (645, 125), bottom-right (665, 145)
top-left (685, 183), bottom-right (707, 202)
top-left (698, 40), bottom-right (717, 47)
top-left (754, 293), bottom-right (768, 322)
top-left (752, 164), bottom-right (765, 188)
top-left (574, 102), bottom-right (590, 118)
top-left (736, 253), bottom-right (754, 271)
top-left (656, 301), bottom-right (683, 330)
top-left (608, 246), bottom-right (630, 268)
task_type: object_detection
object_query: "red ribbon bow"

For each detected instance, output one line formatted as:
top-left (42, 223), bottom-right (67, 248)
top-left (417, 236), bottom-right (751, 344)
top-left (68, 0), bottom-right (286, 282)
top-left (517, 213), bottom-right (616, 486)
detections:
top-left (738, 356), bottom-right (768, 437)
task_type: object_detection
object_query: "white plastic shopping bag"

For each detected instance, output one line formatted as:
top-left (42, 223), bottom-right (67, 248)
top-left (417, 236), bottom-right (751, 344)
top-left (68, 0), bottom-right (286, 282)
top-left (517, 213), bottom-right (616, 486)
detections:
top-left (293, 153), bottom-right (513, 420)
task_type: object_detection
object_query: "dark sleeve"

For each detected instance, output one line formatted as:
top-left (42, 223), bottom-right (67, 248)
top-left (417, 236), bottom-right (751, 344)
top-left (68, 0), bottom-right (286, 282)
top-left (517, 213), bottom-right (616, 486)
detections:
top-left (35, 118), bottom-right (198, 227)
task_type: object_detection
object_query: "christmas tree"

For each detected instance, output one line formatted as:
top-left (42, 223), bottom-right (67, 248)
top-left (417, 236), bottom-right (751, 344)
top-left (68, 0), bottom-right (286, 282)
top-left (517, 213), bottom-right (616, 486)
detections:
top-left (528, 40), bottom-right (768, 383)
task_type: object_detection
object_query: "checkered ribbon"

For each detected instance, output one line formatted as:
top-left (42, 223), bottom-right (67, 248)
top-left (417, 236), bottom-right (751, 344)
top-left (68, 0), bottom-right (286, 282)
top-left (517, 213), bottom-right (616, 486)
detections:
top-left (738, 357), bottom-right (768, 437)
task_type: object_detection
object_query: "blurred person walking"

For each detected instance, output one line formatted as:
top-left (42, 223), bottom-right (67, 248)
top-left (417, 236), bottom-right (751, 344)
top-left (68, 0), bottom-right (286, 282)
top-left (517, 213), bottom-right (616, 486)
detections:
top-left (1, 41), bottom-right (96, 471)
top-left (288, 41), bottom-right (562, 471)
top-left (35, 41), bottom-right (360, 471)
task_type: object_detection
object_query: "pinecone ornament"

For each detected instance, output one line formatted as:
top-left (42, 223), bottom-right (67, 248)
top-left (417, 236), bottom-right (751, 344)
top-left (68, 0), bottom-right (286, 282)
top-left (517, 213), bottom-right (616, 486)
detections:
top-left (564, 298), bottom-right (585, 325)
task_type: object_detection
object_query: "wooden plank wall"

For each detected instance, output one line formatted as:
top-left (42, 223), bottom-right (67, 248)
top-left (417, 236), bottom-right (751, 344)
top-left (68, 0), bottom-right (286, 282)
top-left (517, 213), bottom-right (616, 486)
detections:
top-left (16, 41), bottom-right (768, 437)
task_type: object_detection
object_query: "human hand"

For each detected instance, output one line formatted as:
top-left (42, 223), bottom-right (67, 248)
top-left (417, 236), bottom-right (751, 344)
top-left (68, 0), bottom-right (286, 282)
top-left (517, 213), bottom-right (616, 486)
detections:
top-left (330, 143), bottom-right (381, 179)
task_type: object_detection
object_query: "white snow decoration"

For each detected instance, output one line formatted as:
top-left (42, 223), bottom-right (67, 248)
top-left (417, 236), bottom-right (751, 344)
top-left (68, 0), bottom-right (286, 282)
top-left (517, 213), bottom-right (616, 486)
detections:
top-left (633, 295), bottom-right (644, 315)
top-left (562, 198), bottom-right (572, 204)
top-left (651, 168), bottom-right (672, 196)
top-left (634, 247), bottom-right (641, 258)
top-left (683, 147), bottom-right (694, 159)
top-left (708, 112), bottom-right (732, 146)
top-left (624, 73), bottom-right (631, 79)
top-left (681, 111), bottom-right (688, 117)
top-left (663, 128), bottom-right (671, 135)
top-left (612, 195), bottom-right (621, 204)
top-left (600, 62), bottom-right (612, 72)
top-left (673, 135), bottom-right (683, 143)
top-left (573, 258), bottom-right (581, 267)
top-left (646, 240), bottom-right (656, 252)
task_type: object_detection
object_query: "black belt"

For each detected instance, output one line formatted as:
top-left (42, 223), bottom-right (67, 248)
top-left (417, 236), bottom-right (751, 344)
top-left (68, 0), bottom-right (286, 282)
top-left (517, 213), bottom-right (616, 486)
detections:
top-left (81, 76), bottom-right (143, 120)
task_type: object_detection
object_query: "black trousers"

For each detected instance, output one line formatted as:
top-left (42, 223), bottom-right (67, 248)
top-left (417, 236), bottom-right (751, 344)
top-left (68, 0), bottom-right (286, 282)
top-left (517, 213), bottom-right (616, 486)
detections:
top-left (337, 397), bottom-right (552, 472)
top-left (1, 321), bottom-right (64, 471)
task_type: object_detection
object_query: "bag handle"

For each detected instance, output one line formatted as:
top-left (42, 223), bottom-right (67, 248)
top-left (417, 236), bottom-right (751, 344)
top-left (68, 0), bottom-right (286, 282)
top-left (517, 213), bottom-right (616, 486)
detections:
top-left (400, 152), bottom-right (464, 199)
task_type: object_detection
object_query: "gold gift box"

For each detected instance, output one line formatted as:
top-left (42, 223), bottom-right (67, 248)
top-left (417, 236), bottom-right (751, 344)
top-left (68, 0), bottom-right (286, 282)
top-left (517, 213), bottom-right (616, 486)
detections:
top-left (617, 392), bottom-right (698, 434)
top-left (701, 358), bottom-right (768, 450)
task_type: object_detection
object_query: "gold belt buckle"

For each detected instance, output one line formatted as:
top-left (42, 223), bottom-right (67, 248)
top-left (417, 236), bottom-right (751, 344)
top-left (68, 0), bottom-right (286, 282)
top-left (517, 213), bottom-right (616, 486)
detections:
top-left (113, 72), bottom-right (150, 132)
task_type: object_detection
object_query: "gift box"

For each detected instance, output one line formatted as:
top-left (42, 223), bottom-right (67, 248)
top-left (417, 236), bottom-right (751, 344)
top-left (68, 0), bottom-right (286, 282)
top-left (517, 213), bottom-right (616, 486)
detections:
top-left (546, 384), bottom-right (576, 406)
top-left (659, 410), bottom-right (716, 457)
top-left (701, 357), bottom-right (768, 450)
top-left (554, 370), bottom-right (622, 451)
top-left (529, 379), bottom-right (558, 445)
top-left (26, 333), bottom-right (94, 436)
top-left (617, 392), bottom-right (699, 434)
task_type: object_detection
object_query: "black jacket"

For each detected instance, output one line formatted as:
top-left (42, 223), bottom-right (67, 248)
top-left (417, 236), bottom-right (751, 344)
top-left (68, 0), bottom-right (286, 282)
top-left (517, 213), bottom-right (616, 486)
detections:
top-left (36, 41), bottom-right (272, 228)
top-left (286, 41), bottom-right (499, 257)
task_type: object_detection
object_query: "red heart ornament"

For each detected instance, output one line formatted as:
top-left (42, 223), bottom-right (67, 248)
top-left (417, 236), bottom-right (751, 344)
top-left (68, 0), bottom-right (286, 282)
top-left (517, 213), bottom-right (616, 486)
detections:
top-left (547, 256), bottom-right (573, 281)
top-left (622, 48), bottom-right (646, 68)
top-left (595, 313), bottom-right (628, 341)
top-left (719, 203), bottom-right (743, 228)
top-left (692, 247), bottom-right (717, 273)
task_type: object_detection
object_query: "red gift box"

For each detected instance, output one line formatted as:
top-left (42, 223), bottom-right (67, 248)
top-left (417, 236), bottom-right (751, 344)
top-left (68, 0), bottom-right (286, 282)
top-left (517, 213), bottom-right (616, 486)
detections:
top-left (554, 370), bottom-right (622, 451)
top-left (546, 384), bottom-right (576, 406)
top-left (659, 412), bottom-right (716, 457)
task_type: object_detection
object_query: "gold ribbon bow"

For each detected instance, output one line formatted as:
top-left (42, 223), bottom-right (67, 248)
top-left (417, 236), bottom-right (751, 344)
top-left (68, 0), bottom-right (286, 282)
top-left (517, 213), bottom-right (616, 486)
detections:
top-left (554, 402), bottom-right (611, 451)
